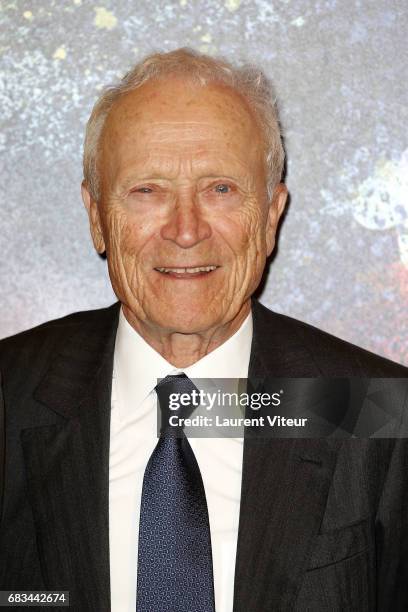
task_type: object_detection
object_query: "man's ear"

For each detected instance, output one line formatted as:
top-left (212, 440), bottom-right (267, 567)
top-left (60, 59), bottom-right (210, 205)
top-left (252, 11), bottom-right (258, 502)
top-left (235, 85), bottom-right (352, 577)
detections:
top-left (265, 183), bottom-right (288, 256)
top-left (81, 181), bottom-right (106, 254)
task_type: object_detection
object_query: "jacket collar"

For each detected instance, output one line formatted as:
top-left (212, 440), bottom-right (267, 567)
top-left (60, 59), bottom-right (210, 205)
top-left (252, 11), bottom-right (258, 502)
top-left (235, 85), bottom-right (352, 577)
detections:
top-left (34, 302), bottom-right (121, 418)
top-left (249, 297), bottom-right (323, 378)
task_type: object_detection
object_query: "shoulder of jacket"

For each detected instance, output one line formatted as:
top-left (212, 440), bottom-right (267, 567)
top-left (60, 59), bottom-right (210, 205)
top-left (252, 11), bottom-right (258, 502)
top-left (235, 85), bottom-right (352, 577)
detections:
top-left (0, 303), bottom-right (119, 368)
top-left (252, 299), bottom-right (408, 376)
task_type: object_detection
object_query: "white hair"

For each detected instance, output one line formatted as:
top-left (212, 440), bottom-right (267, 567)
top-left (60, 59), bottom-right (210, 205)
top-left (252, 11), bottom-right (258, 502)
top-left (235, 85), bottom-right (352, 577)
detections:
top-left (83, 47), bottom-right (285, 201)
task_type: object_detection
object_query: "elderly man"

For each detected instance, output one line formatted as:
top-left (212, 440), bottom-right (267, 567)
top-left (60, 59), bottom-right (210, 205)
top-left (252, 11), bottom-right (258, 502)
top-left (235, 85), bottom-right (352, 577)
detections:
top-left (0, 48), bottom-right (407, 612)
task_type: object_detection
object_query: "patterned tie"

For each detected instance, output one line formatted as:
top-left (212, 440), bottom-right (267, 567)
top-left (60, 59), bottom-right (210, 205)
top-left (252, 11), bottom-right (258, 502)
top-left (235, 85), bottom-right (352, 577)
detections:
top-left (136, 373), bottom-right (216, 612)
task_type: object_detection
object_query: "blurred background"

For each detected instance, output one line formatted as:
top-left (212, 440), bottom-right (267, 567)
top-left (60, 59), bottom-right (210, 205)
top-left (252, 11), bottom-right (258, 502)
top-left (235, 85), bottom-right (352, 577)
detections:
top-left (1, 0), bottom-right (407, 364)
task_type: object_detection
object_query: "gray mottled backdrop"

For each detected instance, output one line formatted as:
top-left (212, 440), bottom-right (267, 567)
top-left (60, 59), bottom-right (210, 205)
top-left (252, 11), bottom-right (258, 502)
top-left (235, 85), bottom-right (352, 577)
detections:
top-left (1, 0), bottom-right (407, 364)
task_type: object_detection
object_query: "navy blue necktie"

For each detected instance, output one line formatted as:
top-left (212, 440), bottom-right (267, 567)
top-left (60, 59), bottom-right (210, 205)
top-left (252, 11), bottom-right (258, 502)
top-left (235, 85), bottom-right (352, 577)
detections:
top-left (136, 374), bottom-right (216, 612)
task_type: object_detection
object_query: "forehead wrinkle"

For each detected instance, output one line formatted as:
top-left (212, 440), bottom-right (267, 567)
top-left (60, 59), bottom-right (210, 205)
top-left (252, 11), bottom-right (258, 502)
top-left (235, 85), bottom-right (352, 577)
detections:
top-left (109, 89), bottom-right (258, 146)
top-left (117, 150), bottom-right (253, 186)
top-left (120, 121), bottom-right (251, 149)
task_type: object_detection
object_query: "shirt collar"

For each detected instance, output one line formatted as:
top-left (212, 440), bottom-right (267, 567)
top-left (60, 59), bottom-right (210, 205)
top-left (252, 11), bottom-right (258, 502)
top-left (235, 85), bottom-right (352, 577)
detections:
top-left (113, 306), bottom-right (253, 421)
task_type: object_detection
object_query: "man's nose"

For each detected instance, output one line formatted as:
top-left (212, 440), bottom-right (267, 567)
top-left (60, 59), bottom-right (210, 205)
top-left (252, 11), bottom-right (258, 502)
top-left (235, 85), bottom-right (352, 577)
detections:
top-left (160, 202), bottom-right (212, 248)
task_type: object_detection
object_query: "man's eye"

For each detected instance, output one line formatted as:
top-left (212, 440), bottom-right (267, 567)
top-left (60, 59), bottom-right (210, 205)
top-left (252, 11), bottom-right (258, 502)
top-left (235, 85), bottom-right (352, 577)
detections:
top-left (136, 187), bottom-right (153, 194)
top-left (214, 184), bottom-right (231, 193)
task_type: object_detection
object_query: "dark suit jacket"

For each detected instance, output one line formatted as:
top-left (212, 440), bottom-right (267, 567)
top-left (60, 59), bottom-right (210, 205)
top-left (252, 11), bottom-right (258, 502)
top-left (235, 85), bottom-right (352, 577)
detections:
top-left (0, 299), bottom-right (407, 611)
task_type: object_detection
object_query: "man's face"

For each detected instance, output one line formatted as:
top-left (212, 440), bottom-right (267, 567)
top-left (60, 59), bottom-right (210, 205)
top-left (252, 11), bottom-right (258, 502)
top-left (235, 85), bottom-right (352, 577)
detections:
top-left (83, 77), bottom-right (287, 335)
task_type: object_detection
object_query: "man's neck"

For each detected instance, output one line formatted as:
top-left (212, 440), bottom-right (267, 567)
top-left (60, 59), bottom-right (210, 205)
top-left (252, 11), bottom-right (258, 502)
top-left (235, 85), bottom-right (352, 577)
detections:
top-left (122, 301), bottom-right (251, 368)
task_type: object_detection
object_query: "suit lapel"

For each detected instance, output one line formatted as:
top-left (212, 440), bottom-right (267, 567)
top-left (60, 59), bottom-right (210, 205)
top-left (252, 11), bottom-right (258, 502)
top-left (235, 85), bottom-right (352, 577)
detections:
top-left (20, 303), bottom-right (120, 611)
top-left (233, 299), bottom-right (341, 611)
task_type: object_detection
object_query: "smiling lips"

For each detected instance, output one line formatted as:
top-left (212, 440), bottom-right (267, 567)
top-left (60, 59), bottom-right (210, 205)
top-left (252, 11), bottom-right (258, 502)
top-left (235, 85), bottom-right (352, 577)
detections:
top-left (154, 265), bottom-right (218, 278)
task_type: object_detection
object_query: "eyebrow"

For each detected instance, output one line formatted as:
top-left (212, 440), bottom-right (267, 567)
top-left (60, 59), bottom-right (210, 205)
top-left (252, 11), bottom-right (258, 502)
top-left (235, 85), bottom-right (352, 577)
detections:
top-left (119, 173), bottom-right (245, 190)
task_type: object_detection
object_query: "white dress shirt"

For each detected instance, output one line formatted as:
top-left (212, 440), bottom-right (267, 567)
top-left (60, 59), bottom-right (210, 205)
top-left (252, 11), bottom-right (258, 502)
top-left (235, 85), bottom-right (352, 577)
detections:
top-left (109, 307), bottom-right (252, 612)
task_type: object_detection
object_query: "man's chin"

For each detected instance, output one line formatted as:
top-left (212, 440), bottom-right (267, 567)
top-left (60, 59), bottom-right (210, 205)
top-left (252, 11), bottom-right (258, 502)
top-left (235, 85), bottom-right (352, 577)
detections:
top-left (152, 313), bottom-right (218, 336)
top-left (122, 301), bottom-right (216, 333)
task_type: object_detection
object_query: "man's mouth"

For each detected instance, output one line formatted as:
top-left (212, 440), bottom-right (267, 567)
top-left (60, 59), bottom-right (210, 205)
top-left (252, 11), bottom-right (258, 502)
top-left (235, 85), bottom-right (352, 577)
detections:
top-left (154, 265), bottom-right (219, 278)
